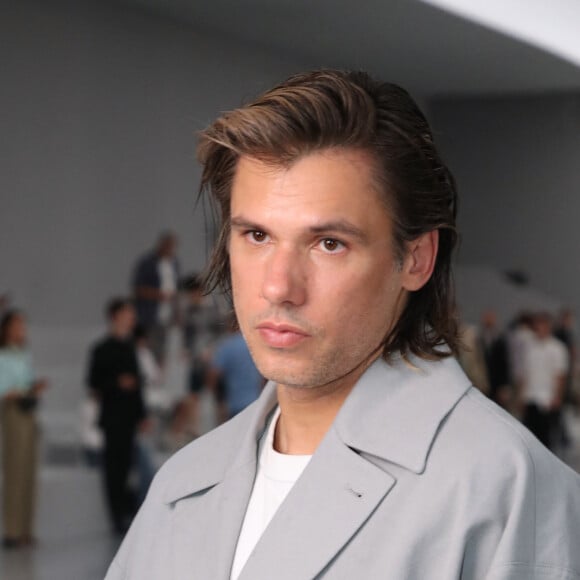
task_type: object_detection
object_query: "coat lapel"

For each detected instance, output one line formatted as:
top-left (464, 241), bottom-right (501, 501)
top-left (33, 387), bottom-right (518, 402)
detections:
top-left (238, 355), bottom-right (470, 579)
top-left (238, 426), bottom-right (396, 580)
top-left (164, 354), bottom-right (471, 580)
top-left (166, 384), bottom-right (279, 580)
top-left (170, 459), bottom-right (259, 579)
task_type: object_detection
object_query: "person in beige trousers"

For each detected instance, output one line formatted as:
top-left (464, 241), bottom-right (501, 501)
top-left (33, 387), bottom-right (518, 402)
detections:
top-left (0, 310), bottom-right (47, 548)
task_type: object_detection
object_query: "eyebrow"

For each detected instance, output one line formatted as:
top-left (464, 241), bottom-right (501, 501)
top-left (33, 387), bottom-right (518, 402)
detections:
top-left (230, 216), bottom-right (369, 243)
top-left (308, 220), bottom-right (369, 243)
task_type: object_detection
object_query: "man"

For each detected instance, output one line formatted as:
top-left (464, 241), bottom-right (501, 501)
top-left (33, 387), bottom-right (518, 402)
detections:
top-left (106, 71), bottom-right (580, 579)
top-left (554, 308), bottom-right (577, 451)
top-left (87, 298), bottom-right (147, 534)
top-left (182, 273), bottom-right (225, 432)
top-left (554, 308), bottom-right (576, 404)
top-left (132, 232), bottom-right (180, 366)
top-left (479, 309), bottom-right (511, 407)
top-left (521, 312), bottom-right (568, 451)
top-left (457, 320), bottom-right (490, 395)
top-left (508, 310), bottom-right (535, 395)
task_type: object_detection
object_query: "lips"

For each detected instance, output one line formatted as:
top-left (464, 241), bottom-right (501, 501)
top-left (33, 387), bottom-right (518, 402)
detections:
top-left (256, 322), bottom-right (311, 348)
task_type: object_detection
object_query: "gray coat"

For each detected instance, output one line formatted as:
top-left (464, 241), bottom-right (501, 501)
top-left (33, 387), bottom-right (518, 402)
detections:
top-left (106, 355), bottom-right (580, 579)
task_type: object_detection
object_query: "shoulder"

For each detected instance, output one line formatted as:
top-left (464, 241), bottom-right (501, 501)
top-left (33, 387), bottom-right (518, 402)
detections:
top-left (214, 335), bottom-right (235, 356)
top-left (444, 387), bottom-right (565, 471)
top-left (441, 387), bottom-right (580, 512)
top-left (548, 336), bottom-right (567, 355)
top-left (91, 336), bottom-right (112, 354)
top-left (0, 349), bottom-right (18, 367)
top-left (135, 252), bottom-right (156, 271)
top-left (432, 388), bottom-right (580, 574)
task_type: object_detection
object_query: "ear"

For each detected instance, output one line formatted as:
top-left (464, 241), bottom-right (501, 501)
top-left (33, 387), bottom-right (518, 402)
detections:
top-left (400, 230), bottom-right (439, 292)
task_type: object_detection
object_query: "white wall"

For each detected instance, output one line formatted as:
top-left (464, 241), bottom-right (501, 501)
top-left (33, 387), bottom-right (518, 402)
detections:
top-left (1, 0), bottom-right (304, 326)
top-left (431, 92), bottom-right (580, 315)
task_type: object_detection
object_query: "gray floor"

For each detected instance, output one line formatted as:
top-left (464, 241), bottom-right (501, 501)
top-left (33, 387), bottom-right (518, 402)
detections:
top-left (0, 466), bottom-right (120, 580)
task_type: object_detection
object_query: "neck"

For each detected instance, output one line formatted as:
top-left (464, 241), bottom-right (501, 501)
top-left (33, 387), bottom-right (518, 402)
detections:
top-left (274, 354), bottom-right (379, 455)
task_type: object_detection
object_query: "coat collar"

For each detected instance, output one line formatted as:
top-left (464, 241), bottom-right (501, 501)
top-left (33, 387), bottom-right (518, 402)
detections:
top-left (334, 353), bottom-right (471, 473)
top-left (162, 384), bottom-right (278, 504)
top-left (162, 353), bottom-right (471, 504)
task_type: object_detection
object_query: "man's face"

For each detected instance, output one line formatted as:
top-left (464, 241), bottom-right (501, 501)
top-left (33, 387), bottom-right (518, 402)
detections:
top-left (112, 305), bottom-right (136, 337)
top-left (8, 315), bottom-right (27, 346)
top-left (229, 149), bottom-right (408, 389)
top-left (159, 236), bottom-right (177, 258)
top-left (534, 317), bottom-right (552, 340)
top-left (481, 310), bottom-right (497, 331)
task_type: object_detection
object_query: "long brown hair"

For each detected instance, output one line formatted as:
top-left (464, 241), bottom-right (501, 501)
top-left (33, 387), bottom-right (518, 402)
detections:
top-left (197, 69), bottom-right (460, 361)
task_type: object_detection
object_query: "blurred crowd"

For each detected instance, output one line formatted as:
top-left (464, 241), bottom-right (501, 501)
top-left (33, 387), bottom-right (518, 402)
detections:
top-left (0, 231), bottom-right (263, 545)
top-left (1, 234), bottom-right (579, 546)
top-left (458, 308), bottom-right (577, 456)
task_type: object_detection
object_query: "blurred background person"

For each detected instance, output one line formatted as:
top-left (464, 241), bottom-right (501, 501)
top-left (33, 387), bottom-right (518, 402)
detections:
top-left (132, 232), bottom-right (181, 368)
top-left (86, 298), bottom-right (148, 534)
top-left (207, 316), bottom-right (262, 421)
top-left (520, 312), bottom-right (568, 451)
top-left (0, 310), bottom-right (47, 549)
top-left (553, 308), bottom-right (577, 451)
top-left (79, 392), bottom-right (103, 468)
top-left (182, 273), bottom-right (225, 436)
top-left (508, 311), bottom-right (536, 408)
top-left (479, 309), bottom-right (512, 409)
top-left (457, 320), bottom-right (490, 396)
top-left (554, 308), bottom-right (576, 405)
top-left (134, 324), bottom-right (163, 411)
top-left (133, 325), bottom-right (161, 506)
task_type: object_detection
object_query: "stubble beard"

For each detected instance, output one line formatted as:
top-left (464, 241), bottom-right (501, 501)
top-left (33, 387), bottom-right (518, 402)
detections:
top-left (246, 332), bottom-right (384, 391)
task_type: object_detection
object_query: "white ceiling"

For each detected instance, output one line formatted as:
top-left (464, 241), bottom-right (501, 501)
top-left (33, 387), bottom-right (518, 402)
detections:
top-left (423, 0), bottom-right (580, 69)
top-left (120, 0), bottom-right (580, 98)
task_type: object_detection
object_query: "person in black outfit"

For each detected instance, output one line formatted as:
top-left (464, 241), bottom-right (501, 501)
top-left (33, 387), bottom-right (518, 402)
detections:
top-left (553, 308), bottom-right (576, 449)
top-left (479, 310), bottom-right (512, 408)
top-left (87, 298), bottom-right (147, 534)
top-left (554, 309), bottom-right (576, 402)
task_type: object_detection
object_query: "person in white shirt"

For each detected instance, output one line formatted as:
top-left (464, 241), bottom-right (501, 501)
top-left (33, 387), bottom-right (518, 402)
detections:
top-left (508, 311), bottom-right (535, 390)
top-left (521, 312), bottom-right (568, 450)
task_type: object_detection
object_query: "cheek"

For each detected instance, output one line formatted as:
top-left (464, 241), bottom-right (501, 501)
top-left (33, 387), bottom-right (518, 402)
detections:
top-left (230, 255), bottom-right (259, 314)
top-left (317, 264), bottom-right (400, 328)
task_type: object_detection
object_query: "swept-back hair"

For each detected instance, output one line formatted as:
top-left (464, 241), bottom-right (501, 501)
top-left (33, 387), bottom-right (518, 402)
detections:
top-left (197, 69), bottom-right (460, 361)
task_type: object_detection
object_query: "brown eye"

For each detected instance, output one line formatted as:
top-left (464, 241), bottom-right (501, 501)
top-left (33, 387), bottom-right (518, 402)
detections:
top-left (320, 239), bottom-right (345, 253)
top-left (250, 231), bottom-right (267, 243)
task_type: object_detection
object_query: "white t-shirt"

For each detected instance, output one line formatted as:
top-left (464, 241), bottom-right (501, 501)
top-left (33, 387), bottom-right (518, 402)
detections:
top-left (523, 335), bottom-right (568, 409)
top-left (509, 325), bottom-right (535, 383)
top-left (230, 407), bottom-right (312, 580)
top-left (157, 258), bottom-right (176, 324)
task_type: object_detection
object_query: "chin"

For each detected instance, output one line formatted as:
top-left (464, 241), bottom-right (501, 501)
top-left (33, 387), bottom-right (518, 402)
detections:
top-left (256, 357), bottom-right (343, 390)
top-left (252, 354), bottom-right (316, 388)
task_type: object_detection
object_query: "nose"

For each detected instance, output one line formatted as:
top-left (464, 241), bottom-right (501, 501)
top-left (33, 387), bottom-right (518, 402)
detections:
top-left (260, 246), bottom-right (307, 307)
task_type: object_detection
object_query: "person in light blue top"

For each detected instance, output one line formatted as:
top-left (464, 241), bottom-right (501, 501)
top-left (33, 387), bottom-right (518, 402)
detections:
top-left (0, 310), bottom-right (47, 549)
top-left (210, 324), bottom-right (262, 419)
top-left (0, 345), bottom-right (34, 396)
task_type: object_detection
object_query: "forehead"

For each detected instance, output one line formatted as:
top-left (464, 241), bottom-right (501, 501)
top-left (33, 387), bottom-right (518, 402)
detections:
top-left (230, 149), bottom-right (390, 226)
